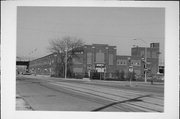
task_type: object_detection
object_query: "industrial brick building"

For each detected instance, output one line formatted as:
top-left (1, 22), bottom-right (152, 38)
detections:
top-left (29, 43), bottom-right (160, 80)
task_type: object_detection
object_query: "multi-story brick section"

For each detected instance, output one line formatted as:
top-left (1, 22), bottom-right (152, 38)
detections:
top-left (131, 43), bottom-right (160, 77)
top-left (83, 44), bottom-right (117, 78)
top-left (29, 43), bottom-right (160, 80)
top-left (116, 55), bottom-right (130, 78)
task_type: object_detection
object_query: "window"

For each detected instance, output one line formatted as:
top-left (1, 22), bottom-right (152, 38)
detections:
top-left (141, 50), bottom-right (145, 57)
top-left (131, 60), bottom-right (141, 66)
top-left (117, 59), bottom-right (127, 65)
top-left (117, 60), bottom-right (119, 65)
top-left (109, 54), bottom-right (114, 65)
top-left (87, 52), bottom-right (92, 64)
top-left (96, 50), bottom-right (104, 63)
top-left (147, 51), bottom-right (151, 58)
top-left (152, 51), bottom-right (157, 58)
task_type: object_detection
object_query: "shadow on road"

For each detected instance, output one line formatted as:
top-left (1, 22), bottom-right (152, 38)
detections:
top-left (91, 94), bottom-right (152, 111)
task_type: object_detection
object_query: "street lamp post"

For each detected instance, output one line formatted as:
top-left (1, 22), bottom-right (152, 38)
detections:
top-left (157, 51), bottom-right (161, 74)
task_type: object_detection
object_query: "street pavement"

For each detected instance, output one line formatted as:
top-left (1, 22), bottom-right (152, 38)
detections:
top-left (16, 75), bottom-right (164, 112)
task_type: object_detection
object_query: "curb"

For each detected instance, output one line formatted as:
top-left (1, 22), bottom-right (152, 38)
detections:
top-left (16, 94), bottom-right (33, 110)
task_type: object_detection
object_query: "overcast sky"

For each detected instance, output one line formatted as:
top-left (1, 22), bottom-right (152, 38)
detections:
top-left (17, 7), bottom-right (165, 64)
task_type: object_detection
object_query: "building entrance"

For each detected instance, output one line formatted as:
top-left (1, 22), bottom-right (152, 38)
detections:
top-left (91, 63), bottom-right (105, 80)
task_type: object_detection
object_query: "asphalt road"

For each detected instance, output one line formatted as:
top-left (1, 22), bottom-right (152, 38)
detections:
top-left (16, 75), bottom-right (164, 112)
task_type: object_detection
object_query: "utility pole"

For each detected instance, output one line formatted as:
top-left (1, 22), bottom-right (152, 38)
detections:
top-left (65, 44), bottom-right (67, 79)
top-left (104, 65), bottom-right (106, 80)
top-left (128, 57), bottom-right (133, 86)
top-left (144, 47), bottom-right (147, 83)
top-left (100, 72), bottom-right (101, 80)
top-left (133, 38), bottom-right (148, 83)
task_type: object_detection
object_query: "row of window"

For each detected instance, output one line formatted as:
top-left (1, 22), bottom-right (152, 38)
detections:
top-left (30, 52), bottom-right (147, 68)
top-left (30, 59), bottom-right (55, 67)
top-left (87, 52), bottom-right (114, 65)
top-left (132, 50), bottom-right (158, 58)
top-left (117, 59), bottom-right (141, 66)
top-left (31, 59), bottom-right (141, 67)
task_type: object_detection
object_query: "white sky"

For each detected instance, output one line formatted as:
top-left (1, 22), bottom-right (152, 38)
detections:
top-left (17, 7), bottom-right (165, 64)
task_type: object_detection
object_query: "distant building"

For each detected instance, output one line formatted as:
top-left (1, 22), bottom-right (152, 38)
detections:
top-left (29, 53), bottom-right (56, 76)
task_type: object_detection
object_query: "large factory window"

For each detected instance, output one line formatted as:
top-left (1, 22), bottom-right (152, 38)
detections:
top-left (140, 50), bottom-right (145, 57)
top-left (152, 52), bottom-right (157, 58)
top-left (87, 52), bottom-right (92, 64)
top-left (109, 54), bottom-right (113, 65)
top-left (96, 50), bottom-right (104, 63)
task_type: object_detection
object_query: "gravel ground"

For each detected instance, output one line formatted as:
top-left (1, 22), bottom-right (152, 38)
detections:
top-left (16, 94), bottom-right (33, 110)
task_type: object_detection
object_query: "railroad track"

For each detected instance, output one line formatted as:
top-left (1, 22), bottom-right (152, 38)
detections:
top-left (16, 77), bottom-right (164, 112)
top-left (47, 81), bottom-right (164, 112)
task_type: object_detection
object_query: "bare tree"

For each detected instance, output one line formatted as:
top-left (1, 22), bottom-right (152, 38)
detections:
top-left (48, 36), bottom-right (84, 77)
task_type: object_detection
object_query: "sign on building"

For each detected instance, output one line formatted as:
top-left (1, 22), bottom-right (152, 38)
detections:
top-left (95, 63), bottom-right (105, 73)
top-left (129, 66), bottom-right (133, 72)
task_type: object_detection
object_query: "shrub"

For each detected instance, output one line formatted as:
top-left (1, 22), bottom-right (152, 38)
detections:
top-left (120, 70), bottom-right (125, 80)
top-left (84, 72), bottom-right (89, 78)
top-left (75, 73), bottom-right (84, 79)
